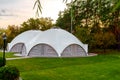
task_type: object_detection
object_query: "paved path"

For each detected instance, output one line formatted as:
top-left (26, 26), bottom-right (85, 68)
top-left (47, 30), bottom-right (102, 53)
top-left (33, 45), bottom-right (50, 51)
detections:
top-left (6, 57), bottom-right (32, 60)
top-left (87, 53), bottom-right (98, 57)
top-left (6, 53), bottom-right (97, 60)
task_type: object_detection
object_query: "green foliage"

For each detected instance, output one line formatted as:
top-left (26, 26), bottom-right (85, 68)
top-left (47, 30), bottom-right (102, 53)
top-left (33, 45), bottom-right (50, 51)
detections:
top-left (112, 0), bottom-right (120, 12)
top-left (6, 25), bottom-right (20, 43)
top-left (20, 18), bottom-right (41, 31)
top-left (20, 17), bottom-right (53, 32)
top-left (0, 57), bottom-right (6, 67)
top-left (0, 52), bottom-right (19, 58)
top-left (56, 10), bottom-right (71, 32)
top-left (93, 32), bottom-right (116, 50)
top-left (0, 28), bottom-right (6, 49)
top-left (75, 27), bottom-right (90, 44)
top-left (0, 66), bottom-right (20, 80)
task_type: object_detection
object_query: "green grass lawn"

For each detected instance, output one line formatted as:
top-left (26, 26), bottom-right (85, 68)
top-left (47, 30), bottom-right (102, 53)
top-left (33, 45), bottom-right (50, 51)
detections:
top-left (4, 51), bottom-right (120, 80)
top-left (0, 52), bottom-right (15, 58)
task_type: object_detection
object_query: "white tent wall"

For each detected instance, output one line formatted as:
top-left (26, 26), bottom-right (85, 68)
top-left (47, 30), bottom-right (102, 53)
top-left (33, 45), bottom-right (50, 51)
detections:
top-left (28, 44), bottom-right (58, 57)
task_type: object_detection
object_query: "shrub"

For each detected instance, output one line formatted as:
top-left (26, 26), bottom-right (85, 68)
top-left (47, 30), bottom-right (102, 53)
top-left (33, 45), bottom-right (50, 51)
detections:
top-left (0, 67), bottom-right (3, 79)
top-left (0, 57), bottom-right (6, 67)
top-left (0, 66), bottom-right (20, 80)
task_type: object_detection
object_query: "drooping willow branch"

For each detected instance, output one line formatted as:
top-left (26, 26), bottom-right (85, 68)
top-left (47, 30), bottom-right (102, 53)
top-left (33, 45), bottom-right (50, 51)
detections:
top-left (33, 0), bottom-right (42, 17)
top-left (33, 0), bottom-right (76, 17)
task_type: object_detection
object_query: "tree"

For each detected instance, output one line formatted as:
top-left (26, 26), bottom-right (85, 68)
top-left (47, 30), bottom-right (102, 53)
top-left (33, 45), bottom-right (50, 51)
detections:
top-left (93, 32), bottom-right (116, 52)
top-left (0, 28), bottom-right (6, 49)
top-left (20, 17), bottom-right (53, 33)
top-left (112, 0), bottom-right (120, 12)
top-left (75, 27), bottom-right (90, 44)
top-left (35, 0), bottom-right (120, 50)
top-left (56, 10), bottom-right (71, 32)
top-left (39, 17), bottom-right (53, 31)
top-left (108, 0), bottom-right (120, 49)
top-left (6, 25), bottom-right (20, 43)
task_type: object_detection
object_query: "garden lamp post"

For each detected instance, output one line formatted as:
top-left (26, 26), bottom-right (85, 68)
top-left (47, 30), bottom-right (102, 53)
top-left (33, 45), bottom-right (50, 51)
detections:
top-left (2, 33), bottom-right (7, 66)
top-left (70, 0), bottom-right (73, 33)
top-left (70, 0), bottom-right (75, 33)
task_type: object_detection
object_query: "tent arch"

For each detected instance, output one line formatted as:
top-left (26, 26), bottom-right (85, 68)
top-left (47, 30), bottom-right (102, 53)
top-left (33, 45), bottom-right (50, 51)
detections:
top-left (9, 43), bottom-right (26, 56)
top-left (8, 30), bottom-right (42, 52)
top-left (28, 43), bottom-right (58, 57)
top-left (61, 44), bottom-right (87, 57)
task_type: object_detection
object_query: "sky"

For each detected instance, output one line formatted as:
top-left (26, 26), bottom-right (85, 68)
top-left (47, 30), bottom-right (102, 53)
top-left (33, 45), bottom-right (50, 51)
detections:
top-left (0, 0), bottom-right (70, 28)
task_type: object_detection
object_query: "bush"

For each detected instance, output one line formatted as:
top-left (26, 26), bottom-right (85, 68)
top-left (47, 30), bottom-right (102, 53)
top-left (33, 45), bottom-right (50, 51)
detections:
top-left (0, 67), bottom-right (3, 79)
top-left (0, 57), bottom-right (6, 67)
top-left (0, 66), bottom-right (20, 80)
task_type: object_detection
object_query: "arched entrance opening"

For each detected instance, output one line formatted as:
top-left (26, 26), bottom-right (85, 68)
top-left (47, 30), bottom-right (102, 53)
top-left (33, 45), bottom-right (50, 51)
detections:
top-left (61, 44), bottom-right (87, 57)
top-left (28, 44), bottom-right (58, 57)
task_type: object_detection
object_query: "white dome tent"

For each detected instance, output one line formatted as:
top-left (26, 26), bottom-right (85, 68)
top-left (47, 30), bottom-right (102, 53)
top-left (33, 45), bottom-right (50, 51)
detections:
top-left (8, 28), bottom-right (88, 57)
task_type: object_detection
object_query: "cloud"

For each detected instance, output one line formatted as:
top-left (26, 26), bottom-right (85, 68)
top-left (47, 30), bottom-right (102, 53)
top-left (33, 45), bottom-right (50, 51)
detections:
top-left (0, 9), bottom-right (17, 17)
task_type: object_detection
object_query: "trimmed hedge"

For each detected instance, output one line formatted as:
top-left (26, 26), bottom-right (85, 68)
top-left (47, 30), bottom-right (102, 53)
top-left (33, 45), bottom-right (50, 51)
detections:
top-left (0, 66), bottom-right (20, 80)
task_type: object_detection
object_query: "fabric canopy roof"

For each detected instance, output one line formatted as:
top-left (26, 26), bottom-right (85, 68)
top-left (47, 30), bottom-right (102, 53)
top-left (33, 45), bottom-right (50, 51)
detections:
top-left (8, 28), bottom-right (88, 57)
